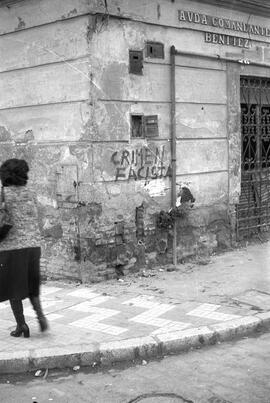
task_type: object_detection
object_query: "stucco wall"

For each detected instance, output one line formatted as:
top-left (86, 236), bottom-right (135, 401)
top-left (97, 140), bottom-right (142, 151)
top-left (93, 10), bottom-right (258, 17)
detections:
top-left (1, 0), bottom-right (270, 281)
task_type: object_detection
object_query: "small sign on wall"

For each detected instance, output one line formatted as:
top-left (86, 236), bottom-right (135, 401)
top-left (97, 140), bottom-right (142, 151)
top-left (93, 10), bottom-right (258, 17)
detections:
top-left (178, 9), bottom-right (270, 39)
top-left (178, 9), bottom-right (270, 49)
top-left (205, 32), bottom-right (251, 48)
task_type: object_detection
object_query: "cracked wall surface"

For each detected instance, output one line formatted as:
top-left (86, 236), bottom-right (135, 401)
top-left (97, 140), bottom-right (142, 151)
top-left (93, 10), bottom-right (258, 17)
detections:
top-left (1, 0), bottom-right (270, 281)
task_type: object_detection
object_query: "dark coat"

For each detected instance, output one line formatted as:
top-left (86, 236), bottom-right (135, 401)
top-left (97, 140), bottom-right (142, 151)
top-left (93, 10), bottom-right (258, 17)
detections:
top-left (0, 247), bottom-right (41, 302)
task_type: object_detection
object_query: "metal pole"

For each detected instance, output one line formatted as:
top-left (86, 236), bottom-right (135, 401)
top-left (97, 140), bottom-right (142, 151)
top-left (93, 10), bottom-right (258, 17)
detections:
top-left (170, 45), bottom-right (177, 267)
top-left (172, 49), bottom-right (270, 69)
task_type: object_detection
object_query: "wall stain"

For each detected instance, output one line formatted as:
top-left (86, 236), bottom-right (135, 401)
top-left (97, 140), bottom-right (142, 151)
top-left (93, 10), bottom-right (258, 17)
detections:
top-left (87, 15), bottom-right (96, 42)
top-left (101, 62), bottom-right (125, 101)
top-left (157, 4), bottom-right (161, 19)
top-left (15, 17), bottom-right (26, 30)
top-left (61, 8), bottom-right (78, 19)
top-left (0, 126), bottom-right (11, 142)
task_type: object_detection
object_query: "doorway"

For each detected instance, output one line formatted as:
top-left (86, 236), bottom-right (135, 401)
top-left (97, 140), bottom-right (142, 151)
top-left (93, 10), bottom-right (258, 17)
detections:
top-left (237, 76), bottom-right (270, 239)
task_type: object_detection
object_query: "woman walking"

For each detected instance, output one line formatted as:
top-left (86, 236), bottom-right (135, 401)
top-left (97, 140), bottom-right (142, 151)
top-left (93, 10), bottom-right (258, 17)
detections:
top-left (0, 158), bottom-right (48, 337)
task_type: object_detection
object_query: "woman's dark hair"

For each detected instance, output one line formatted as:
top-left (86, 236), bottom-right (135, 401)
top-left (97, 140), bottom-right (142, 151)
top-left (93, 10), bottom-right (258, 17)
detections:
top-left (0, 159), bottom-right (29, 187)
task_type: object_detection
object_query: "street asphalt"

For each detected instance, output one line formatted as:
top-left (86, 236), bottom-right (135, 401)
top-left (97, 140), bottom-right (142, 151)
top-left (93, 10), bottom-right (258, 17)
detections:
top-left (0, 240), bottom-right (270, 374)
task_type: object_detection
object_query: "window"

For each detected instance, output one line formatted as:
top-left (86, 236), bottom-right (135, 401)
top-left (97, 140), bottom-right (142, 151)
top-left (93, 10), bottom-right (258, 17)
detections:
top-left (146, 42), bottom-right (164, 59)
top-left (129, 50), bottom-right (143, 75)
top-left (131, 115), bottom-right (144, 138)
top-left (144, 115), bottom-right (159, 137)
top-left (131, 114), bottom-right (159, 138)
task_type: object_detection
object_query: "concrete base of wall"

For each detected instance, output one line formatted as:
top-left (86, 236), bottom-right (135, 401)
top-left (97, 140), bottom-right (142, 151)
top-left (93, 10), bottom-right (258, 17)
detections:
top-left (41, 203), bottom-right (233, 283)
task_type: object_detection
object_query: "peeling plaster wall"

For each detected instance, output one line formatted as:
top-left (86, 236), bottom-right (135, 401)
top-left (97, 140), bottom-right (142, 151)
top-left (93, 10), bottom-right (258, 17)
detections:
top-left (1, 0), bottom-right (270, 281)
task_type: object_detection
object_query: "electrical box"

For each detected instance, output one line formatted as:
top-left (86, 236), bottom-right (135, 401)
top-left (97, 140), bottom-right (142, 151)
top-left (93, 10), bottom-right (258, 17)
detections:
top-left (146, 42), bottom-right (164, 59)
top-left (129, 50), bottom-right (143, 75)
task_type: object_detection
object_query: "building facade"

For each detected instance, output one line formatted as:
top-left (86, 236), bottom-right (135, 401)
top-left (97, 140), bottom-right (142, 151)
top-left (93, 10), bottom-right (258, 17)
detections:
top-left (0, 0), bottom-right (270, 281)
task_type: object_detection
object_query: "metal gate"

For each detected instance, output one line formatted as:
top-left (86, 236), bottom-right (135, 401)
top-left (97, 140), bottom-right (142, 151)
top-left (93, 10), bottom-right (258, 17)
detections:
top-left (236, 76), bottom-right (270, 238)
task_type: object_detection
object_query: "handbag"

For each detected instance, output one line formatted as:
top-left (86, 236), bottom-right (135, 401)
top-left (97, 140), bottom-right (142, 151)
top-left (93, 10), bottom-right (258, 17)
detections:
top-left (0, 186), bottom-right (13, 241)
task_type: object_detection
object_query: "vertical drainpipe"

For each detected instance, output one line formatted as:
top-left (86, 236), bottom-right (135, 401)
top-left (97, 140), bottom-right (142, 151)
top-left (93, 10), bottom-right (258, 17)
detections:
top-left (170, 45), bottom-right (177, 266)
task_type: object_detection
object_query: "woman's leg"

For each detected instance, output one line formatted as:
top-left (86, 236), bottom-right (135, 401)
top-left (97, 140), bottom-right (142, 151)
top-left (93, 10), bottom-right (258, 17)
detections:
top-left (9, 299), bottom-right (30, 337)
top-left (29, 296), bottom-right (48, 332)
top-left (28, 247), bottom-right (48, 332)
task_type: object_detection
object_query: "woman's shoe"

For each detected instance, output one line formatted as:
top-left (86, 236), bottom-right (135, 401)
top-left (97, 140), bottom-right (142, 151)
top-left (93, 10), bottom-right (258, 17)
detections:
top-left (39, 316), bottom-right (48, 332)
top-left (10, 324), bottom-right (30, 338)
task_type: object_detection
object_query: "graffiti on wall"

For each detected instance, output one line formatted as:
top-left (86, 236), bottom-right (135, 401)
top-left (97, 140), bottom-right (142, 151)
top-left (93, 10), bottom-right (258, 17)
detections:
top-left (111, 146), bottom-right (171, 181)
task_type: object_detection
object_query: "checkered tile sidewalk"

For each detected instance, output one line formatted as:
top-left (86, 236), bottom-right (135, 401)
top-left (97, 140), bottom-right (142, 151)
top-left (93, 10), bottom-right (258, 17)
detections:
top-left (0, 284), bottom-right (254, 353)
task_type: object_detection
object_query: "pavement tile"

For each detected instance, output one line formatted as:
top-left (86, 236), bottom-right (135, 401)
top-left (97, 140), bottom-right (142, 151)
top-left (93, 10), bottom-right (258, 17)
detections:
top-left (0, 286), bottom-right (251, 351)
top-left (41, 286), bottom-right (64, 296)
top-left (2, 243), bottom-right (270, 372)
top-left (256, 311), bottom-right (270, 321)
top-left (232, 289), bottom-right (270, 309)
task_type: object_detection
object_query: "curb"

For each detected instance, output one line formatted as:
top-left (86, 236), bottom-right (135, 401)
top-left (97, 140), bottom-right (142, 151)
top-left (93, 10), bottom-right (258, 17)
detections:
top-left (1, 312), bottom-right (270, 374)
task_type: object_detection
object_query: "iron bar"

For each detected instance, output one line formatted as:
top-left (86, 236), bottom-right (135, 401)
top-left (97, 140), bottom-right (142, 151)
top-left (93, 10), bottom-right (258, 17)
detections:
top-left (170, 45), bottom-right (177, 267)
top-left (237, 214), bottom-right (270, 222)
top-left (238, 222), bottom-right (270, 230)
